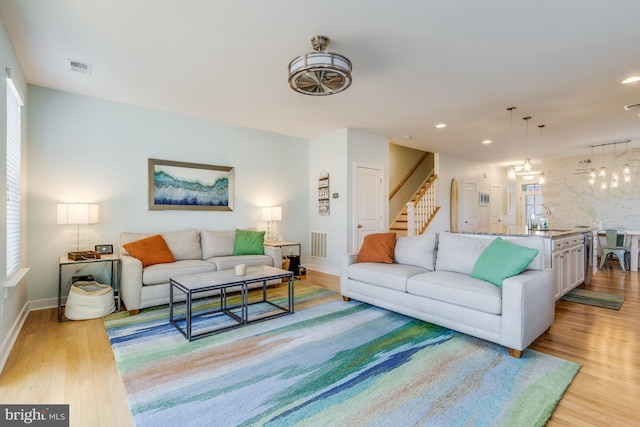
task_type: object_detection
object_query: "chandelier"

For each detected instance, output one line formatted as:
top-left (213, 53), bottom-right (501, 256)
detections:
top-left (288, 35), bottom-right (352, 96)
top-left (587, 140), bottom-right (632, 188)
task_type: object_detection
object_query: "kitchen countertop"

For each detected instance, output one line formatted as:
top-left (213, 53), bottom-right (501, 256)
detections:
top-left (453, 225), bottom-right (593, 238)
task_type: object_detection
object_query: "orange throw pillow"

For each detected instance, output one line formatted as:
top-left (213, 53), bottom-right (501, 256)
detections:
top-left (123, 234), bottom-right (176, 268)
top-left (357, 233), bottom-right (397, 263)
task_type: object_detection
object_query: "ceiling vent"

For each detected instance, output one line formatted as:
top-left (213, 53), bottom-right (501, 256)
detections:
top-left (68, 59), bottom-right (91, 75)
top-left (623, 102), bottom-right (640, 111)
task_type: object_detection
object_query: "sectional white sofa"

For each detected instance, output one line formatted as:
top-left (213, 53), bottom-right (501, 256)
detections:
top-left (341, 232), bottom-right (554, 357)
top-left (119, 228), bottom-right (282, 313)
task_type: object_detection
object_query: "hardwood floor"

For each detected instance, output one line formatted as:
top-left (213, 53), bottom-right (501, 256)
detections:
top-left (0, 268), bottom-right (637, 426)
top-left (531, 266), bottom-right (640, 426)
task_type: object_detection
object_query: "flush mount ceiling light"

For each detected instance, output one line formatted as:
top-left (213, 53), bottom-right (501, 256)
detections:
top-left (288, 35), bottom-right (352, 96)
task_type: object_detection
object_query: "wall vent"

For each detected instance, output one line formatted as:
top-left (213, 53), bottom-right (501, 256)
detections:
top-left (68, 59), bottom-right (92, 75)
top-left (310, 231), bottom-right (328, 258)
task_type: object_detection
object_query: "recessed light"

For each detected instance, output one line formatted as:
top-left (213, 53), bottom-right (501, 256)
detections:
top-left (436, 123), bottom-right (446, 128)
top-left (622, 76), bottom-right (640, 84)
top-left (482, 140), bottom-right (492, 144)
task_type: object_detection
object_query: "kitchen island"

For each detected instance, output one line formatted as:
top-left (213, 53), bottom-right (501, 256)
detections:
top-left (453, 226), bottom-right (595, 300)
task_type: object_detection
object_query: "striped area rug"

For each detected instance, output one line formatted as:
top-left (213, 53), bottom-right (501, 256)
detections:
top-left (104, 284), bottom-right (579, 427)
top-left (561, 288), bottom-right (625, 310)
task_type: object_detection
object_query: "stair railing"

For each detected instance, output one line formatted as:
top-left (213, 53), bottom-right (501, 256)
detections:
top-left (406, 174), bottom-right (439, 236)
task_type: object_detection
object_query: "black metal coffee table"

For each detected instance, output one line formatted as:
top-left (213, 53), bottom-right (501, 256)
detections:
top-left (170, 265), bottom-right (294, 341)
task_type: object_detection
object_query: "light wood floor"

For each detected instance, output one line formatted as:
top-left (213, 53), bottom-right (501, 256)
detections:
top-left (0, 268), bottom-right (637, 426)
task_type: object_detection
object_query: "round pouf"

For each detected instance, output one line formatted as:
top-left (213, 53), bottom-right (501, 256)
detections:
top-left (65, 281), bottom-right (115, 320)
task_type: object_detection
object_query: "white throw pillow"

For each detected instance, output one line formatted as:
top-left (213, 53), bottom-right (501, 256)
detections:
top-left (394, 233), bottom-right (437, 271)
top-left (201, 230), bottom-right (236, 259)
top-left (161, 228), bottom-right (202, 260)
top-left (436, 232), bottom-right (493, 274)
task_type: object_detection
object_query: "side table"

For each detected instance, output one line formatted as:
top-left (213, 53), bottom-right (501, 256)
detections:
top-left (264, 241), bottom-right (303, 278)
top-left (58, 254), bottom-right (120, 321)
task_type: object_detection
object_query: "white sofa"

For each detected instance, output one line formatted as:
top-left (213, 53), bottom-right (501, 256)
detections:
top-left (341, 232), bottom-right (554, 357)
top-left (119, 228), bottom-right (282, 312)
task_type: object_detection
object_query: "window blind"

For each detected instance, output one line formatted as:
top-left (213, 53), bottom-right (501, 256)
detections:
top-left (6, 72), bottom-right (23, 279)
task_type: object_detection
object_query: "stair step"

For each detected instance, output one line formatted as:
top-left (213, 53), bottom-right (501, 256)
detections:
top-left (390, 174), bottom-right (438, 237)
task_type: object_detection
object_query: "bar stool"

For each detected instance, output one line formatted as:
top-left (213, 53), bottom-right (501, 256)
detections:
top-left (598, 229), bottom-right (630, 271)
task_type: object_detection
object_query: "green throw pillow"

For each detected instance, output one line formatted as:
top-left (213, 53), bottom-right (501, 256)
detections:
top-left (471, 237), bottom-right (539, 288)
top-left (233, 229), bottom-right (265, 256)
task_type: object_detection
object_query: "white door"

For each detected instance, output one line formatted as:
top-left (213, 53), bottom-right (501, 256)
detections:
top-left (355, 164), bottom-right (384, 250)
top-left (490, 185), bottom-right (502, 226)
top-left (463, 181), bottom-right (477, 231)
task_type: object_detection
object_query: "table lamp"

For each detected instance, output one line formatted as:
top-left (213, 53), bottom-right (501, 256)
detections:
top-left (57, 203), bottom-right (99, 251)
top-left (262, 206), bottom-right (282, 242)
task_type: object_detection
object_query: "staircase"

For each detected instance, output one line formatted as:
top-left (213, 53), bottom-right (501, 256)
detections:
top-left (390, 174), bottom-right (440, 236)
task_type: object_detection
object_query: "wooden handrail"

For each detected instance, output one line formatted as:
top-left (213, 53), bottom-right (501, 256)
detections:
top-left (389, 152), bottom-right (430, 200)
top-left (406, 174), bottom-right (439, 236)
top-left (413, 174), bottom-right (438, 206)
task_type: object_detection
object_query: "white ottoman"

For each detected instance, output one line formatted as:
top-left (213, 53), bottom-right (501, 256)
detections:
top-left (65, 281), bottom-right (116, 320)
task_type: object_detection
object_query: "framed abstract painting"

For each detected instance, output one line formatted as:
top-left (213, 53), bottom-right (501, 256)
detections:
top-left (148, 158), bottom-right (234, 211)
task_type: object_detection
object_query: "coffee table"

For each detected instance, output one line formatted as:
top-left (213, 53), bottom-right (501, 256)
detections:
top-left (169, 265), bottom-right (294, 341)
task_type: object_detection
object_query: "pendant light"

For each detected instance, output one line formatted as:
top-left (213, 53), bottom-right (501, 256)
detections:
top-left (588, 146), bottom-right (596, 185)
top-left (623, 141), bottom-right (632, 182)
top-left (506, 107), bottom-right (517, 180)
top-left (587, 140), bottom-right (632, 188)
top-left (598, 146), bottom-right (607, 178)
top-left (611, 144), bottom-right (619, 188)
top-left (522, 116), bottom-right (532, 171)
top-left (600, 146), bottom-right (608, 190)
top-left (537, 124), bottom-right (546, 185)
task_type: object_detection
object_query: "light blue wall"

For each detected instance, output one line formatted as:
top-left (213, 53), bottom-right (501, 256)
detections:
top-left (0, 14), bottom-right (28, 364)
top-left (307, 129), bottom-right (388, 275)
top-left (308, 129), bottom-right (348, 275)
top-left (27, 86), bottom-right (309, 302)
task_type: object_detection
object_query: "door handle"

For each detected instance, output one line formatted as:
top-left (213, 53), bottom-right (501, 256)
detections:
top-left (357, 224), bottom-right (363, 228)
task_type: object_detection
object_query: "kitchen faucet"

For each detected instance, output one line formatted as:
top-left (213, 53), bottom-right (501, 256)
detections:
top-left (528, 204), bottom-right (552, 229)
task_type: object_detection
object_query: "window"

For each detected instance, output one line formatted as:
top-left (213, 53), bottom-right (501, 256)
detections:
top-left (521, 183), bottom-right (542, 225)
top-left (6, 70), bottom-right (23, 279)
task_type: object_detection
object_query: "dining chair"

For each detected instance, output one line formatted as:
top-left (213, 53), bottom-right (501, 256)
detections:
top-left (598, 229), bottom-right (630, 272)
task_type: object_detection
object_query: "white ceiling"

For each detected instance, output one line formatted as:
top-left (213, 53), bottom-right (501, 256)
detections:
top-left (2, 0), bottom-right (640, 169)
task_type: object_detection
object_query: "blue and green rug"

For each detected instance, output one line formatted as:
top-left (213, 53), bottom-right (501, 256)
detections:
top-left (104, 285), bottom-right (579, 427)
top-left (561, 288), bottom-right (625, 310)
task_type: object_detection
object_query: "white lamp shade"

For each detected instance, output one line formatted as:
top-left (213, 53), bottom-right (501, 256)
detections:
top-left (261, 206), bottom-right (282, 221)
top-left (57, 203), bottom-right (99, 225)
